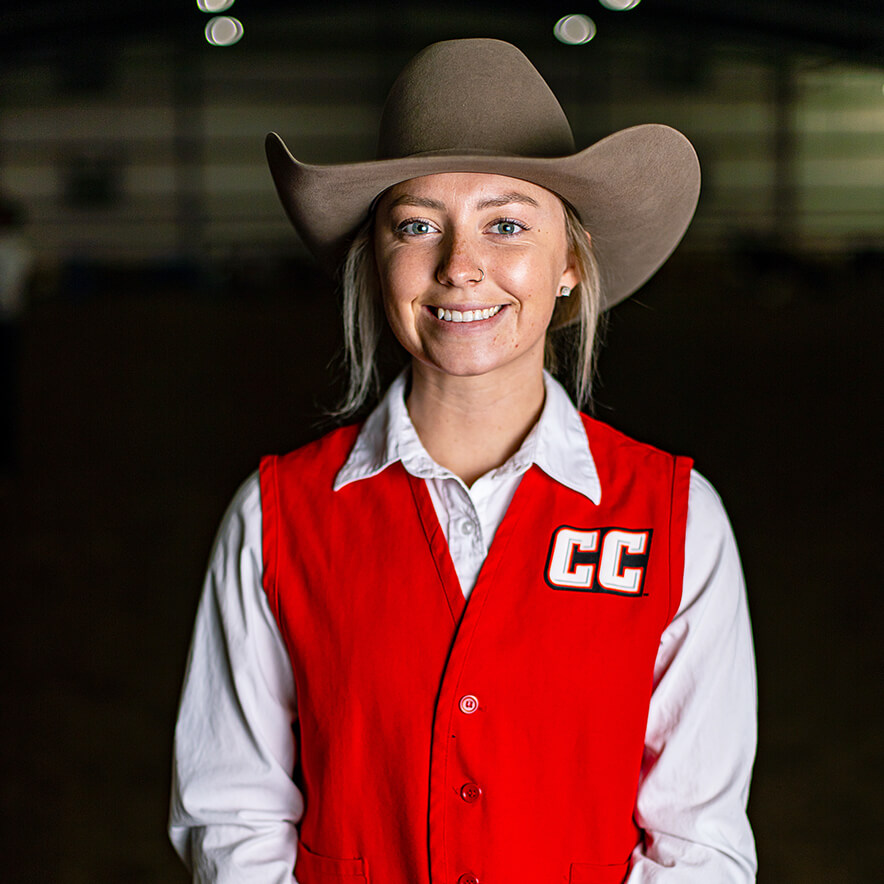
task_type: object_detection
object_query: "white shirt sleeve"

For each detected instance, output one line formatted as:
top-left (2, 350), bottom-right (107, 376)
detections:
top-left (169, 472), bottom-right (302, 883)
top-left (628, 470), bottom-right (758, 881)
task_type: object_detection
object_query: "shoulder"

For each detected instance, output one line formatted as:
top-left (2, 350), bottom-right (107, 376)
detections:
top-left (205, 471), bottom-right (264, 585)
top-left (686, 469), bottom-right (735, 548)
top-left (216, 471), bottom-right (262, 539)
top-left (681, 468), bottom-right (745, 614)
top-left (578, 415), bottom-right (693, 497)
top-left (276, 423), bottom-right (362, 466)
top-left (688, 468), bottom-right (725, 510)
top-left (579, 413), bottom-right (683, 462)
top-left (262, 423), bottom-right (362, 484)
top-left (258, 424), bottom-right (365, 532)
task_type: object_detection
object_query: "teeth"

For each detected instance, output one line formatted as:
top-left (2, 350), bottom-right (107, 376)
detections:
top-left (435, 305), bottom-right (501, 324)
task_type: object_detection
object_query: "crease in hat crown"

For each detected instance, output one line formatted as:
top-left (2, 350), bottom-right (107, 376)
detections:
top-left (265, 36), bottom-right (701, 309)
top-left (376, 39), bottom-right (576, 160)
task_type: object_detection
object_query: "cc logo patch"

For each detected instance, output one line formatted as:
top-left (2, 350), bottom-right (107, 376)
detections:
top-left (545, 526), bottom-right (653, 596)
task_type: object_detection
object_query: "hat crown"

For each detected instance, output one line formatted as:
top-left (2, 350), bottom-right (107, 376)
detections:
top-left (377, 38), bottom-right (576, 160)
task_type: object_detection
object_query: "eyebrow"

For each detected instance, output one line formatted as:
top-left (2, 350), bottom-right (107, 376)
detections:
top-left (386, 191), bottom-right (541, 212)
top-left (476, 192), bottom-right (541, 210)
top-left (386, 194), bottom-right (446, 211)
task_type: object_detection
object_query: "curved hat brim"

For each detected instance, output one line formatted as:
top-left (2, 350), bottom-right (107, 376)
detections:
top-left (266, 123), bottom-right (700, 310)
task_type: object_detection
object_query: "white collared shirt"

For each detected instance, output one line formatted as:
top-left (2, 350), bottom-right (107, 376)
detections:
top-left (170, 372), bottom-right (757, 883)
top-left (335, 371), bottom-right (601, 596)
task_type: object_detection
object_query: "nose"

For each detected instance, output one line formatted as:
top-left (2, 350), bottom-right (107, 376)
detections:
top-left (435, 234), bottom-right (484, 287)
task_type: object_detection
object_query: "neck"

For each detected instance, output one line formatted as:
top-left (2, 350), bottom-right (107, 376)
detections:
top-left (406, 360), bottom-right (546, 487)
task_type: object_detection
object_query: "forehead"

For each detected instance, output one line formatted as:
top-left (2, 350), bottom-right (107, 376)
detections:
top-left (378, 171), bottom-right (563, 212)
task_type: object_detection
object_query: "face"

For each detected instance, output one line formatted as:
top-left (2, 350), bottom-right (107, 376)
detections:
top-left (373, 172), bottom-right (580, 387)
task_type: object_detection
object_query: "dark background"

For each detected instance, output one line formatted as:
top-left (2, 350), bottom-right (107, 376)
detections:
top-left (0, 2), bottom-right (881, 881)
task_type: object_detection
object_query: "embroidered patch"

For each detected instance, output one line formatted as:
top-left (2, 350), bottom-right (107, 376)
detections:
top-left (545, 526), bottom-right (653, 595)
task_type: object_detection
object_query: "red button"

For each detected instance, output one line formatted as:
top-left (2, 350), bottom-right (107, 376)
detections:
top-left (458, 875), bottom-right (479, 884)
top-left (459, 694), bottom-right (479, 714)
top-left (460, 783), bottom-right (482, 803)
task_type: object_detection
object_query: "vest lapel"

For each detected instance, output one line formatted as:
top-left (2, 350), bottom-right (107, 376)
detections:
top-left (467, 465), bottom-right (540, 606)
top-left (406, 469), bottom-right (466, 625)
top-left (406, 464), bottom-right (545, 625)
top-left (406, 465), bottom-right (546, 632)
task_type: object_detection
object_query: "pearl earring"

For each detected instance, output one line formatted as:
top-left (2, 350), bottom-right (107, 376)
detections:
top-left (559, 286), bottom-right (571, 298)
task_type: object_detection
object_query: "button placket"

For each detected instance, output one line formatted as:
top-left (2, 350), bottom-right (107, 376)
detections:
top-left (445, 482), bottom-right (481, 538)
top-left (438, 481), bottom-right (490, 884)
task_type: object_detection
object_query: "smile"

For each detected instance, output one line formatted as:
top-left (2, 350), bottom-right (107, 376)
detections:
top-left (434, 305), bottom-right (503, 323)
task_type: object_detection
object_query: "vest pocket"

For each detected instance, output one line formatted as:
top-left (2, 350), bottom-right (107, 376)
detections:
top-left (569, 860), bottom-right (629, 884)
top-left (295, 841), bottom-right (367, 882)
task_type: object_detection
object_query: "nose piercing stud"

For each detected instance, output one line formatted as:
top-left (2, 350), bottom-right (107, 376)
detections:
top-left (476, 268), bottom-right (485, 282)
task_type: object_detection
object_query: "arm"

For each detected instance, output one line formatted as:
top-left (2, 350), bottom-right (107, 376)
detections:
top-left (628, 470), bottom-right (757, 881)
top-left (169, 473), bottom-right (303, 883)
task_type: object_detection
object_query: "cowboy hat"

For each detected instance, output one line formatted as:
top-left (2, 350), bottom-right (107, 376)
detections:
top-left (266, 38), bottom-right (700, 310)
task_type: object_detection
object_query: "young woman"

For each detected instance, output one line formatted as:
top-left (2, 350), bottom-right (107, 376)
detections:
top-left (169, 39), bottom-right (757, 884)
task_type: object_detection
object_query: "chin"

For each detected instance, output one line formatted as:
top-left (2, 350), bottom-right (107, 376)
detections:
top-left (417, 350), bottom-right (522, 381)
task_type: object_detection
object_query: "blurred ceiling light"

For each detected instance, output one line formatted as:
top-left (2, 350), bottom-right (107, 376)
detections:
top-left (205, 16), bottom-right (244, 46)
top-left (599, 0), bottom-right (641, 10)
top-left (554, 14), bottom-right (597, 45)
top-left (197, 0), bottom-right (236, 11)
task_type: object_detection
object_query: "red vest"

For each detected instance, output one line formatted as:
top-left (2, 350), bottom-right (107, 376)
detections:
top-left (260, 416), bottom-right (692, 884)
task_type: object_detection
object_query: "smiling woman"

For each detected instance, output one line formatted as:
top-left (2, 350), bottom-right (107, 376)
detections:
top-left (339, 180), bottom-right (601, 421)
top-left (376, 175), bottom-right (576, 379)
top-left (372, 173), bottom-right (584, 482)
top-left (169, 38), bottom-right (758, 884)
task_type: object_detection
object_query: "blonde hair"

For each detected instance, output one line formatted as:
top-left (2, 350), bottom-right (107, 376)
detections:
top-left (333, 201), bottom-right (603, 418)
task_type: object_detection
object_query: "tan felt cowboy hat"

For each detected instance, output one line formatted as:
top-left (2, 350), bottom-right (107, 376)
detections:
top-left (266, 38), bottom-right (700, 310)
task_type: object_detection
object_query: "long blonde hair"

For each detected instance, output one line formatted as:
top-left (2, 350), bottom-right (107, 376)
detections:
top-left (333, 201), bottom-right (603, 418)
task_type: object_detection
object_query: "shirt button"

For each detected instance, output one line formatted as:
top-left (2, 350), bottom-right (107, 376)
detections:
top-left (459, 694), bottom-right (479, 714)
top-left (458, 875), bottom-right (480, 884)
top-left (460, 782), bottom-right (482, 803)
top-left (460, 519), bottom-right (475, 535)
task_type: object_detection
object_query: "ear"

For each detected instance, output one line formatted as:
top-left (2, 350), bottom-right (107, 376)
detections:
top-left (559, 229), bottom-right (589, 291)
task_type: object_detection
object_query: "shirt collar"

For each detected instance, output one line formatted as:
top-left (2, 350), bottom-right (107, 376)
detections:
top-left (333, 368), bottom-right (601, 504)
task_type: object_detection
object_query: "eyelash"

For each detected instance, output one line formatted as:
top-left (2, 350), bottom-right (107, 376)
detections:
top-left (395, 219), bottom-right (437, 236)
top-left (489, 218), bottom-right (529, 236)
top-left (394, 217), bottom-right (530, 237)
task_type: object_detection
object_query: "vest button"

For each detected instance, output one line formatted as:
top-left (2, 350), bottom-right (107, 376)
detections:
top-left (458, 875), bottom-right (480, 884)
top-left (459, 694), bottom-right (479, 714)
top-left (460, 782), bottom-right (482, 803)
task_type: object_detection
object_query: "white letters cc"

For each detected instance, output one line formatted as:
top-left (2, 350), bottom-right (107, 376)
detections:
top-left (546, 526), bottom-right (652, 595)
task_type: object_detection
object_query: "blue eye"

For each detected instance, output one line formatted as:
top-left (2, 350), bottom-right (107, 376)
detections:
top-left (490, 219), bottom-right (526, 236)
top-left (397, 219), bottom-right (435, 236)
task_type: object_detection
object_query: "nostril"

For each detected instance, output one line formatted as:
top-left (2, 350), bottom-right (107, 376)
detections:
top-left (436, 260), bottom-right (484, 286)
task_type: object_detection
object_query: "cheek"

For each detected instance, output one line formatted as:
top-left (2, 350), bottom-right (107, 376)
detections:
top-left (496, 250), bottom-right (562, 313)
top-left (380, 284), bottom-right (408, 339)
top-left (379, 267), bottom-right (422, 352)
top-left (378, 259), bottom-right (410, 316)
top-left (502, 259), bottom-right (535, 291)
top-left (378, 246), bottom-right (426, 305)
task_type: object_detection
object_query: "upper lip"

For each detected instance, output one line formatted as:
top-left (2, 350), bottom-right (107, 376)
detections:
top-left (428, 303), bottom-right (503, 310)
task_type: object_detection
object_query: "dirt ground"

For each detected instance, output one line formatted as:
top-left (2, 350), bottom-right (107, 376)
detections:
top-left (0, 252), bottom-right (880, 881)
